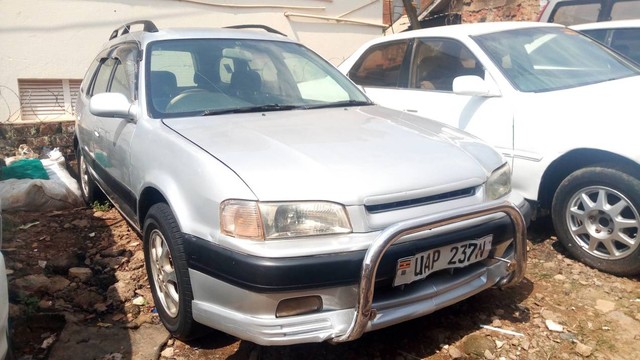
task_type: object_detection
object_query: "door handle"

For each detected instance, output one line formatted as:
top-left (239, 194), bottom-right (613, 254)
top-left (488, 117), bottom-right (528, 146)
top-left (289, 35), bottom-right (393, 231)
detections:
top-left (94, 130), bottom-right (100, 137)
top-left (404, 109), bottom-right (418, 113)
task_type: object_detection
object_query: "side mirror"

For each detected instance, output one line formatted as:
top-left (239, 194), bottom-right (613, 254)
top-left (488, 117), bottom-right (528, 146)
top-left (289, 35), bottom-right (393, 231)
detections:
top-left (452, 75), bottom-right (500, 97)
top-left (89, 93), bottom-right (138, 121)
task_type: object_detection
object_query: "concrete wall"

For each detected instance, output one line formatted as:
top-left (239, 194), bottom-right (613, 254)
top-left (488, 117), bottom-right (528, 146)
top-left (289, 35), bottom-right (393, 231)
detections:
top-left (0, 0), bottom-right (384, 123)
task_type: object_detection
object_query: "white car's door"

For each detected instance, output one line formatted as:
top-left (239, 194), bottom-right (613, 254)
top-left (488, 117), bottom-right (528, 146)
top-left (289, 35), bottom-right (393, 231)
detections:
top-left (348, 37), bottom-right (515, 159)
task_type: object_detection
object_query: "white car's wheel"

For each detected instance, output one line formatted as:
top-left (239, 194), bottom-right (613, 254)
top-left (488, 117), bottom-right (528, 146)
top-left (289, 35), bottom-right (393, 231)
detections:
top-left (552, 166), bottom-right (640, 276)
top-left (143, 203), bottom-right (201, 340)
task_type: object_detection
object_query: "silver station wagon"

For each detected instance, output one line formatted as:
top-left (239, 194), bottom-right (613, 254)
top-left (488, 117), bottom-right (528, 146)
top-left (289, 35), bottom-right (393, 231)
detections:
top-left (74, 20), bottom-right (529, 345)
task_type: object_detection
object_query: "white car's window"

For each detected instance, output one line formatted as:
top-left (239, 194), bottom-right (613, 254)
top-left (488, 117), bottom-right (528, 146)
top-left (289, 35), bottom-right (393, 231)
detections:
top-left (411, 38), bottom-right (483, 91)
top-left (146, 39), bottom-right (369, 118)
top-left (474, 27), bottom-right (640, 92)
top-left (347, 40), bottom-right (409, 87)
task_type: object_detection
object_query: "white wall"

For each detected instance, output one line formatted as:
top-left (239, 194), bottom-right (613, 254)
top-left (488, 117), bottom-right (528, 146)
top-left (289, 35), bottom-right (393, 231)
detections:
top-left (0, 0), bottom-right (384, 122)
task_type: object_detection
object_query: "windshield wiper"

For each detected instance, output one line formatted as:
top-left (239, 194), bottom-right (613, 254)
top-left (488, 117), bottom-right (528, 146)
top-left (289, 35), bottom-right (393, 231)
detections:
top-left (202, 104), bottom-right (302, 116)
top-left (303, 100), bottom-right (373, 110)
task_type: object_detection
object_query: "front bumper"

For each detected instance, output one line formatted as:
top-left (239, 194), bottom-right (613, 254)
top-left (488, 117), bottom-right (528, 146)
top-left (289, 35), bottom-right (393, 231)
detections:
top-left (189, 199), bottom-right (527, 345)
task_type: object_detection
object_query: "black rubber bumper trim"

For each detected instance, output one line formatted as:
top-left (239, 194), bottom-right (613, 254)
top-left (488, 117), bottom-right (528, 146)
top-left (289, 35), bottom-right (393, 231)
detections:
top-left (184, 215), bottom-right (515, 293)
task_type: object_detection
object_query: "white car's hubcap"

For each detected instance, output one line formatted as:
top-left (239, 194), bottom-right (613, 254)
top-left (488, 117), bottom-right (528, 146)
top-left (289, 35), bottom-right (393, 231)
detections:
top-left (566, 186), bottom-right (639, 260)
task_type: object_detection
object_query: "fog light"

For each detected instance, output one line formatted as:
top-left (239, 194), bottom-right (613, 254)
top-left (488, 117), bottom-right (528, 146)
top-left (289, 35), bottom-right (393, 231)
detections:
top-left (276, 296), bottom-right (323, 318)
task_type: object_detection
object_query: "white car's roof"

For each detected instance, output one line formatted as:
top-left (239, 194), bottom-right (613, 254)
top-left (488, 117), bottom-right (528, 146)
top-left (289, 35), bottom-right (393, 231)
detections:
top-left (378, 21), bottom-right (563, 42)
top-left (571, 19), bottom-right (640, 30)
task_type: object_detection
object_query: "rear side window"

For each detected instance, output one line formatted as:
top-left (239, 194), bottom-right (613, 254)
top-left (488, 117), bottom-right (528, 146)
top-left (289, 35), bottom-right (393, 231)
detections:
top-left (610, 0), bottom-right (640, 20)
top-left (550, 1), bottom-right (600, 25)
top-left (348, 40), bottom-right (409, 87)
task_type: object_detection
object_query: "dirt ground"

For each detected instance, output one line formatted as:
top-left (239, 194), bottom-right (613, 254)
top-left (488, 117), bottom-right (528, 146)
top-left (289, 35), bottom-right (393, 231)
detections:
top-left (2, 205), bottom-right (639, 360)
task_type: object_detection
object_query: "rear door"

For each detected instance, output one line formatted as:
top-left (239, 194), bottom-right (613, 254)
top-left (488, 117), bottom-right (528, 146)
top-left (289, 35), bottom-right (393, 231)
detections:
top-left (81, 44), bottom-right (140, 220)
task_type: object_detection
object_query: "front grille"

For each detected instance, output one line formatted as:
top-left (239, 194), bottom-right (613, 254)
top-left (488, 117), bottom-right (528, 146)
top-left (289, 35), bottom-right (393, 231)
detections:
top-left (365, 187), bottom-right (476, 213)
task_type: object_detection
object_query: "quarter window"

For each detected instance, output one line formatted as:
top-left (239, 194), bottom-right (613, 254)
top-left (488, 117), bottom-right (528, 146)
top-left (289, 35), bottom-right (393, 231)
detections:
top-left (91, 58), bottom-right (116, 96)
top-left (348, 40), bottom-right (408, 87)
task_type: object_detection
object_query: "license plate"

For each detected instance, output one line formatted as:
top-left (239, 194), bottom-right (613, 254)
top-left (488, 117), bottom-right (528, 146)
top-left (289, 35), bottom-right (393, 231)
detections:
top-left (393, 235), bottom-right (493, 287)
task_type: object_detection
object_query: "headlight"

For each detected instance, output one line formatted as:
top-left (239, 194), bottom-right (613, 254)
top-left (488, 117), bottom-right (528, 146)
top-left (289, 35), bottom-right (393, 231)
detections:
top-left (485, 162), bottom-right (511, 200)
top-left (220, 200), bottom-right (352, 240)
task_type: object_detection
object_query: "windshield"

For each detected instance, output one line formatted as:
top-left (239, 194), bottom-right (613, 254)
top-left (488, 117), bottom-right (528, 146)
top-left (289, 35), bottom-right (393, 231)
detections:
top-left (473, 27), bottom-right (640, 92)
top-left (146, 38), bottom-right (370, 118)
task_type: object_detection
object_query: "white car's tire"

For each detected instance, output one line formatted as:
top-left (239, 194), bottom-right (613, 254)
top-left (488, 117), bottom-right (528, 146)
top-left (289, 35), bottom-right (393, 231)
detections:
top-left (552, 166), bottom-right (640, 276)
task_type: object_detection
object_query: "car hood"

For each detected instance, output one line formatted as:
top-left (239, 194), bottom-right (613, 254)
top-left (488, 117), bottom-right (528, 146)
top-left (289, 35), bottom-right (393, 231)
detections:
top-left (163, 106), bottom-right (502, 204)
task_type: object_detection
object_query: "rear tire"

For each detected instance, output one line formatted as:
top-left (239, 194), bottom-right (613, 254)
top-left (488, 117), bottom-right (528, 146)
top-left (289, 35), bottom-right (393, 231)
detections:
top-left (552, 166), bottom-right (640, 276)
top-left (143, 203), bottom-right (201, 340)
top-left (77, 149), bottom-right (100, 205)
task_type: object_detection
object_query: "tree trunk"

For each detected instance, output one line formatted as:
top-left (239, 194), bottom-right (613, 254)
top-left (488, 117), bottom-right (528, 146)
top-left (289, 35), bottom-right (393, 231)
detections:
top-left (402, 0), bottom-right (421, 30)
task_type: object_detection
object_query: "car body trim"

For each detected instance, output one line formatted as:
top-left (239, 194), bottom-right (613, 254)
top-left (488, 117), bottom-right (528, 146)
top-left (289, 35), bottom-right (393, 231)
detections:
top-left (183, 212), bottom-right (516, 293)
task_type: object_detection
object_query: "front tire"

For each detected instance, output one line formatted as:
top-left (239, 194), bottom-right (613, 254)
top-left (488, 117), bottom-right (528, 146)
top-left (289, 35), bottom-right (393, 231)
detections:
top-left (143, 203), bottom-right (200, 340)
top-left (552, 166), bottom-right (640, 276)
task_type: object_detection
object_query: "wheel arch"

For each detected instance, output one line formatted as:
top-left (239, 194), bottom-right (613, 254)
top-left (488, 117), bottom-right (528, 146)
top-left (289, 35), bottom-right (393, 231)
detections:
top-left (138, 186), bottom-right (169, 229)
top-left (537, 148), bottom-right (640, 211)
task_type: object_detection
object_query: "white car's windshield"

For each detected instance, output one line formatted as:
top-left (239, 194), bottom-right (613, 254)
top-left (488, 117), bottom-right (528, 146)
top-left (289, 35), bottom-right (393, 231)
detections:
top-left (473, 27), bottom-right (640, 92)
top-left (146, 39), bottom-right (370, 118)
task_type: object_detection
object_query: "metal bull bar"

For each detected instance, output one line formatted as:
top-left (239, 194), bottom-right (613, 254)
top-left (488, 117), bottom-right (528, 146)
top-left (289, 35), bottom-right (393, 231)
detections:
top-left (330, 200), bottom-right (527, 343)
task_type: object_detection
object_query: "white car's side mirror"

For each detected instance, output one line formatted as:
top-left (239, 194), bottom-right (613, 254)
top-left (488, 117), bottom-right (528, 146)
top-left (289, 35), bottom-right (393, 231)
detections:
top-left (452, 75), bottom-right (500, 97)
top-left (89, 92), bottom-right (138, 121)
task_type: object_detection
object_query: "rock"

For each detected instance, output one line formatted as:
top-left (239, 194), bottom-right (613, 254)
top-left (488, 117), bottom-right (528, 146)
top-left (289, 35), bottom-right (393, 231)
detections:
top-left (13, 274), bottom-right (49, 293)
top-left (69, 267), bottom-right (93, 283)
top-left (484, 349), bottom-right (496, 359)
top-left (100, 247), bottom-right (126, 258)
top-left (39, 299), bottom-right (54, 310)
top-left (71, 219), bottom-right (90, 227)
top-left (545, 319), bottom-right (564, 332)
top-left (46, 253), bottom-right (81, 275)
top-left (107, 280), bottom-right (136, 304)
top-left (496, 340), bottom-right (505, 349)
top-left (542, 262), bottom-right (556, 269)
top-left (462, 334), bottom-right (496, 357)
top-left (595, 299), bottom-right (615, 313)
top-left (102, 353), bottom-right (124, 360)
top-left (491, 319), bottom-right (503, 327)
top-left (161, 347), bottom-right (174, 358)
top-left (132, 296), bottom-right (146, 306)
top-left (575, 342), bottom-right (593, 357)
top-left (449, 346), bottom-right (465, 359)
top-left (48, 276), bottom-right (71, 293)
top-left (541, 309), bottom-right (560, 321)
top-left (553, 274), bottom-right (566, 281)
top-left (74, 290), bottom-right (104, 310)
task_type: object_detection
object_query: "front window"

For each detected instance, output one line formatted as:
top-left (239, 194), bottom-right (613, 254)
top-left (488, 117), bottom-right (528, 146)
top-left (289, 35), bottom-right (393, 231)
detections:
top-left (146, 39), bottom-right (369, 118)
top-left (474, 27), bottom-right (640, 92)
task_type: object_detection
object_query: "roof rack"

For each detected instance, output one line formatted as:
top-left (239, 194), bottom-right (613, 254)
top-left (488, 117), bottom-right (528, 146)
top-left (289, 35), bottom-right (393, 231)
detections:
top-left (224, 24), bottom-right (287, 37)
top-left (109, 20), bottom-right (159, 40)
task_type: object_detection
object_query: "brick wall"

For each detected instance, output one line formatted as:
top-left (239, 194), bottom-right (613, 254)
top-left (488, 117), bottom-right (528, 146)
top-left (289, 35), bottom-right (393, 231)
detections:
top-left (0, 121), bottom-right (75, 160)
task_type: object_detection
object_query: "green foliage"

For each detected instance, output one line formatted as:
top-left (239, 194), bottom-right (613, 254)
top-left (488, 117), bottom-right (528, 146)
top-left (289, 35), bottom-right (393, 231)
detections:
top-left (91, 201), bottom-right (111, 212)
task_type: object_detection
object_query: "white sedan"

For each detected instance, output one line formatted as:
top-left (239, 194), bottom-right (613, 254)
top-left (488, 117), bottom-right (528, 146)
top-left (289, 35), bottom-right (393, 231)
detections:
top-left (339, 21), bottom-right (640, 276)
